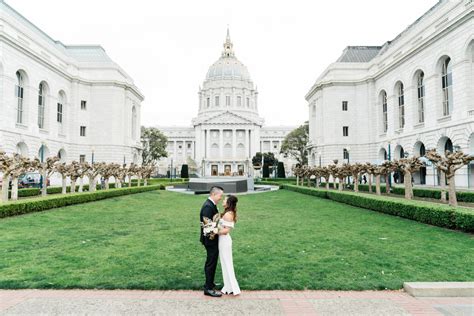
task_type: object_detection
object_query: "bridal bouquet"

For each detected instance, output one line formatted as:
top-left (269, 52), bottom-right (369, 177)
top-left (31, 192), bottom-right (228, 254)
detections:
top-left (201, 213), bottom-right (221, 240)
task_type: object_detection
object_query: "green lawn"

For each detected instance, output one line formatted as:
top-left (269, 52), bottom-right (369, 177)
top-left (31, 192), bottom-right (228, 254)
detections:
top-left (0, 190), bottom-right (472, 290)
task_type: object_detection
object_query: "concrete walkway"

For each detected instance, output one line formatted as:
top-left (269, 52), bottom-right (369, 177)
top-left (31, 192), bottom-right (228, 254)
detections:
top-left (0, 290), bottom-right (472, 315)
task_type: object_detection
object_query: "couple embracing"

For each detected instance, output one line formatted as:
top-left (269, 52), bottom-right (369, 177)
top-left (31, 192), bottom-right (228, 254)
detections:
top-left (200, 186), bottom-right (241, 297)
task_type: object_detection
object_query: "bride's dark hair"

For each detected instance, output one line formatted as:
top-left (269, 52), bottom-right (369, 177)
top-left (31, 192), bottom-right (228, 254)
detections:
top-left (223, 194), bottom-right (238, 223)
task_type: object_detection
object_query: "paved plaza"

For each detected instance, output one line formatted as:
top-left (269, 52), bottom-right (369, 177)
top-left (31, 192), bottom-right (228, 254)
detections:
top-left (0, 290), bottom-right (472, 315)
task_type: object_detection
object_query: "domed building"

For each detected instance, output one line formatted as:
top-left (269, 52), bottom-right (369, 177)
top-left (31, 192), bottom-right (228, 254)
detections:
top-left (157, 30), bottom-right (296, 177)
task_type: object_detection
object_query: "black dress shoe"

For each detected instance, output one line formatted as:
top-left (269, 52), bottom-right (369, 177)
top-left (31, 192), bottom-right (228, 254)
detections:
top-left (204, 289), bottom-right (222, 297)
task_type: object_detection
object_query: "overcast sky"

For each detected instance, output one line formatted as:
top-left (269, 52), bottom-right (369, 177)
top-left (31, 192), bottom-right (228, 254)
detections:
top-left (10, 0), bottom-right (438, 127)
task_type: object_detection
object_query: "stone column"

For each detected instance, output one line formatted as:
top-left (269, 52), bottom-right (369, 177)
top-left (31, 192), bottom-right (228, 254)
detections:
top-left (219, 129), bottom-right (224, 159)
top-left (244, 129), bottom-right (249, 158)
top-left (232, 129), bottom-right (237, 158)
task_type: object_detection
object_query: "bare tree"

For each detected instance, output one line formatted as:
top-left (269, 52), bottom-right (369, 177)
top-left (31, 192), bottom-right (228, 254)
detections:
top-left (318, 166), bottom-right (331, 190)
top-left (69, 161), bottom-right (82, 193)
top-left (9, 154), bottom-right (35, 201)
top-left (0, 151), bottom-right (13, 202)
top-left (327, 160), bottom-right (339, 190)
top-left (55, 163), bottom-right (70, 194)
top-left (372, 166), bottom-right (384, 196)
top-left (379, 160), bottom-right (394, 194)
top-left (393, 157), bottom-right (424, 199)
top-left (363, 163), bottom-right (375, 193)
top-left (33, 156), bottom-right (60, 197)
top-left (426, 149), bottom-right (474, 206)
top-left (349, 163), bottom-right (364, 193)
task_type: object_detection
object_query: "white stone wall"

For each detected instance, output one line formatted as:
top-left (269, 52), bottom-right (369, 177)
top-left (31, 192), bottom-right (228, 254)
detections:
top-left (306, 0), bottom-right (474, 187)
top-left (0, 1), bottom-right (144, 167)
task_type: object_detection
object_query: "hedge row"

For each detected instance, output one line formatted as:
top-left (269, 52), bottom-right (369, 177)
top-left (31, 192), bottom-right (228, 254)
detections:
top-left (314, 182), bottom-right (474, 203)
top-left (11, 179), bottom-right (188, 199)
top-left (0, 185), bottom-right (160, 218)
top-left (277, 183), bottom-right (474, 233)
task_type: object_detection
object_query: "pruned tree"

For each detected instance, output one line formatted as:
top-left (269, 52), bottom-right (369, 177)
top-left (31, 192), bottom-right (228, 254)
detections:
top-left (349, 163), bottom-right (364, 193)
top-left (101, 163), bottom-right (120, 190)
top-left (77, 162), bottom-right (91, 193)
top-left (84, 162), bottom-right (106, 192)
top-left (126, 163), bottom-right (139, 187)
top-left (363, 163), bottom-right (375, 193)
top-left (34, 156), bottom-right (60, 196)
top-left (0, 151), bottom-right (13, 202)
top-left (55, 162), bottom-right (70, 194)
top-left (141, 164), bottom-right (156, 186)
top-left (334, 163), bottom-right (351, 191)
top-left (327, 160), bottom-right (339, 189)
top-left (115, 164), bottom-right (128, 188)
top-left (426, 149), bottom-right (474, 206)
top-left (9, 154), bottom-right (35, 201)
top-left (380, 160), bottom-right (396, 194)
top-left (393, 157), bottom-right (424, 199)
top-left (372, 165), bottom-right (384, 196)
top-left (68, 161), bottom-right (82, 193)
top-left (319, 166), bottom-right (331, 190)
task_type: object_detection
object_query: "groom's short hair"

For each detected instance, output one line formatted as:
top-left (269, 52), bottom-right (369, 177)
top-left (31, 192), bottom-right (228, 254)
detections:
top-left (210, 186), bottom-right (224, 195)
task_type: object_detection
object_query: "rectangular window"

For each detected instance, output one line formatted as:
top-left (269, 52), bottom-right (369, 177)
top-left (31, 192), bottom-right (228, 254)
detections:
top-left (343, 126), bottom-right (349, 137)
top-left (342, 101), bottom-right (348, 111)
top-left (81, 100), bottom-right (87, 110)
top-left (187, 143), bottom-right (191, 149)
top-left (226, 95), bottom-right (231, 106)
top-left (79, 155), bottom-right (86, 163)
top-left (246, 97), bottom-right (250, 108)
top-left (215, 96), bottom-right (219, 107)
top-left (237, 96), bottom-right (242, 107)
top-left (80, 126), bottom-right (86, 136)
top-left (206, 97), bottom-right (210, 108)
top-left (57, 103), bottom-right (63, 123)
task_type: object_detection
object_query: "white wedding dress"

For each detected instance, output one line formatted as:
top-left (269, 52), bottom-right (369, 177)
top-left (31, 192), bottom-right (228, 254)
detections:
top-left (218, 219), bottom-right (241, 295)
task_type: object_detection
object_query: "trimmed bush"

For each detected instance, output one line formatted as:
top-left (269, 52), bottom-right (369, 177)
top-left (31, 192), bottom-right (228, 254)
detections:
top-left (180, 165), bottom-right (189, 178)
top-left (262, 164), bottom-right (270, 178)
top-left (279, 184), bottom-right (474, 233)
top-left (0, 185), bottom-right (160, 219)
top-left (277, 162), bottom-right (286, 178)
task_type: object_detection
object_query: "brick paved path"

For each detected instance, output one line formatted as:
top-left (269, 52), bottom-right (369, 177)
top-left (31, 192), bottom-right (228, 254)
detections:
top-left (0, 290), bottom-right (472, 315)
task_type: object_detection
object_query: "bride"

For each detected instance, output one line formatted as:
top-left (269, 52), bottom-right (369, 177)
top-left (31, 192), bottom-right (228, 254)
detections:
top-left (218, 195), bottom-right (241, 295)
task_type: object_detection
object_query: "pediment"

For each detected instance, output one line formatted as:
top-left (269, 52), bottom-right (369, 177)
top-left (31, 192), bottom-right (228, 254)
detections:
top-left (193, 111), bottom-right (263, 126)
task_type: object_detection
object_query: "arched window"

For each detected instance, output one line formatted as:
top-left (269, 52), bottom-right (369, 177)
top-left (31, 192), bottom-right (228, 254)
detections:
top-left (441, 57), bottom-right (453, 116)
top-left (38, 83), bottom-right (46, 129)
top-left (397, 82), bottom-right (405, 128)
top-left (132, 106), bottom-right (137, 140)
top-left (381, 91), bottom-right (388, 132)
top-left (15, 71), bottom-right (24, 124)
top-left (417, 72), bottom-right (425, 123)
top-left (444, 138), bottom-right (453, 153)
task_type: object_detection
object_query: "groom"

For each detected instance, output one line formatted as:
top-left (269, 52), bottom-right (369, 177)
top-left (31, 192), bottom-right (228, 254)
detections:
top-left (200, 186), bottom-right (224, 297)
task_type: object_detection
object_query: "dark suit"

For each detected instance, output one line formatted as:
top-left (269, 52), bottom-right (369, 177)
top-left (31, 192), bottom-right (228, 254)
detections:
top-left (200, 198), bottom-right (219, 290)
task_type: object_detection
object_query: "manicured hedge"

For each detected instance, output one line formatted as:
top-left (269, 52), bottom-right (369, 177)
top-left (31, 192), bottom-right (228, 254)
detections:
top-left (278, 184), bottom-right (474, 233)
top-left (0, 185), bottom-right (160, 219)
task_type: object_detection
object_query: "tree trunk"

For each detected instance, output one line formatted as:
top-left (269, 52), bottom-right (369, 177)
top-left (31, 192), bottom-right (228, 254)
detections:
top-left (338, 178), bottom-right (343, 191)
top-left (375, 175), bottom-right (381, 195)
top-left (447, 175), bottom-right (457, 207)
top-left (144, 178), bottom-right (148, 186)
top-left (79, 177), bottom-right (84, 193)
top-left (307, 177), bottom-right (311, 187)
top-left (404, 171), bottom-right (413, 199)
top-left (105, 179), bottom-right (110, 190)
top-left (11, 176), bottom-right (19, 201)
top-left (439, 170), bottom-right (447, 202)
top-left (137, 177), bottom-right (141, 187)
top-left (128, 176), bottom-right (132, 187)
top-left (296, 175), bottom-right (299, 186)
top-left (315, 176), bottom-right (319, 188)
top-left (41, 169), bottom-right (48, 197)
top-left (117, 180), bottom-right (122, 188)
top-left (2, 174), bottom-right (10, 202)
top-left (71, 180), bottom-right (76, 193)
top-left (368, 174), bottom-right (373, 193)
top-left (61, 176), bottom-right (67, 194)
top-left (385, 173), bottom-right (391, 194)
top-left (353, 173), bottom-right (359, 192)
top-left (325, 178), bottom-right (329, 190)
